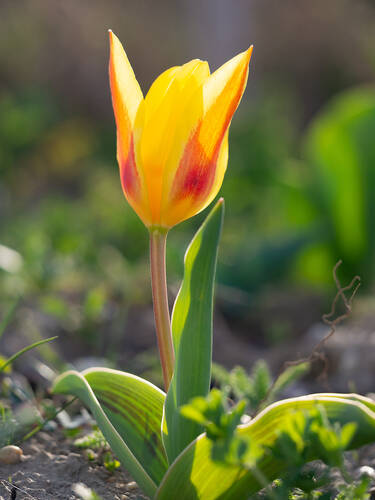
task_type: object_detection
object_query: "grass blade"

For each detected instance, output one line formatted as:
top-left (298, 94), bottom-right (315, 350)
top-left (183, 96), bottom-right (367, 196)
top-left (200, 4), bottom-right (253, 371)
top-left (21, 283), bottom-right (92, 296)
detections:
top-left (0, 336), bottom-right (57, 373)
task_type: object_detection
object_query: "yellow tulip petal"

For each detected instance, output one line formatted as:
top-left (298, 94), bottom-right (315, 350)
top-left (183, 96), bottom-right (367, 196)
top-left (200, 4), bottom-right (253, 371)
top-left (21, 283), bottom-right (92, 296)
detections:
top-left (139, 59), bottom-right (210, 225)
top-left (160, 47), bottom-right (252, 227)
top-left (109, 30), bottom-right (143, 157)
top-left (108, 32), bottom-right (253, 229)
top-left (162, 129), bottom-right (229, 227)
top-left (144, 67), bottom-right (180, 119)
top-left (109, 31), bottom-right (152, 225)
top-left (200, 46), bottom-right (253, 157)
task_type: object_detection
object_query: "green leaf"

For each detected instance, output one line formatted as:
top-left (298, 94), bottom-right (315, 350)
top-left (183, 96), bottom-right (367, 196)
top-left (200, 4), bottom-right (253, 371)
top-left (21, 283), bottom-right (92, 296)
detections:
top-left (304, 88), bottom-right (375, 272)
top-left (0, 336), bottom-right (57, 373)
top-left (310, 392), bottom-right (375, 413)
top-left (156, 394), bottom-right (375, 499)
top-left (263, 362), bottom-right (310, 409)
top-left (52, 368), bottom-right (168, 497)
top-left (163, 199), bottom-right (224, 464)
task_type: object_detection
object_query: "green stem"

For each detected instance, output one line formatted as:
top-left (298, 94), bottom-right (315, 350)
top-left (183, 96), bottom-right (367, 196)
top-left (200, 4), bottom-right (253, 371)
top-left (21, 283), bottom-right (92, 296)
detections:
top-left (149, 228), bottom-right (175, 390)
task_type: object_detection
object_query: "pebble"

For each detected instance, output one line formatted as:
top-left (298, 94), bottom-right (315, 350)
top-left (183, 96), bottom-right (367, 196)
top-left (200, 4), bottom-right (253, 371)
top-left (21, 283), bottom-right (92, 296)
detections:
top-left (0, 445), bottom-right (23, 464)
top-left (358, 465), bottom-right (375, 480)
top-left (126, 481), bottom-right (138, 491)
top-left (120, 495), bottom-right (129, 500)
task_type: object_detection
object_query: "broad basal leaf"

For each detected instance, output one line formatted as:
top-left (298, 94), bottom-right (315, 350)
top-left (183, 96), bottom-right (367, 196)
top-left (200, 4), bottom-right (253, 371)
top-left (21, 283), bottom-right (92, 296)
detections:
top-left (53, 368), bottom-right (167, 497)
top-left (156, 394), bottom-right (375, 499)
top-left (163, 199), bottom-right (224, 464)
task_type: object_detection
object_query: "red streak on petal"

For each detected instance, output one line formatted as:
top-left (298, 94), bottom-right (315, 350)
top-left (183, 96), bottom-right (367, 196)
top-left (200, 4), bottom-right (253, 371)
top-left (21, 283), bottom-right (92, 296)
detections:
top-left (119, 135), bottom-right (140, 200)
top-left (170, 59), bottom-right (248, 207)
top-left (170, 125), bottom-right (220, 205)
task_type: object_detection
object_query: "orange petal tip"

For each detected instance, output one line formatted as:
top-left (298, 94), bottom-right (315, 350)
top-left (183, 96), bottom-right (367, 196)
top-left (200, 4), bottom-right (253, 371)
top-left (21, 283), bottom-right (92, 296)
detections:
top-left (245, 45), bottom-right (254, 61)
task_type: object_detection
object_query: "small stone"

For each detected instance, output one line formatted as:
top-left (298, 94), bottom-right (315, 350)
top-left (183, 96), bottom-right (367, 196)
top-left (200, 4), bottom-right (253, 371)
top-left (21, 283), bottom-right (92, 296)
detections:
top-left (0, 445), bottom-right (23, 464)
top-left (120, 495), bottom-right (129, 500)
top-left (359, 465), bottom-right (375, 480)
top-left (126, 481), bottom-right (138, 491)
top-left (36, 432), bottom-right (51, 444)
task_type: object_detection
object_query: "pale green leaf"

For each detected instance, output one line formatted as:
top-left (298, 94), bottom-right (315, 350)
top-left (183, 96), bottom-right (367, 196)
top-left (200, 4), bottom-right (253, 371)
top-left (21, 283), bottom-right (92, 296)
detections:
top-left (53, 368), bottom-right (167, 497)
top-left (163, 199), bottom-right (224, 464)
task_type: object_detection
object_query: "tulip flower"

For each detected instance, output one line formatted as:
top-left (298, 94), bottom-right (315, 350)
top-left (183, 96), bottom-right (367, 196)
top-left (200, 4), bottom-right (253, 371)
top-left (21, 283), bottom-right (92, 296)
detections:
top-left (108, 31), bottom-right (252, 389)
top-left (109, 30), bottom-right (252, 230)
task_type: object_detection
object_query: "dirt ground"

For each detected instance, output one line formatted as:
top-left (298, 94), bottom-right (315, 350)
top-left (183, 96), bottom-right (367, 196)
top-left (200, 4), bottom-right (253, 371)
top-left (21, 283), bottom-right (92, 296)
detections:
top-left (0, 429), bottom-right (146, 500)
top-left (2, 430), bottom-right (375, 500)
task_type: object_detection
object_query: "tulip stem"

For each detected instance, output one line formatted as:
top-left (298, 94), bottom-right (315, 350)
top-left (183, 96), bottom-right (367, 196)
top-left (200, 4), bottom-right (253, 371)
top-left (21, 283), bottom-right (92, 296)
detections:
top-left (149, 228), bottom-right (175, 390)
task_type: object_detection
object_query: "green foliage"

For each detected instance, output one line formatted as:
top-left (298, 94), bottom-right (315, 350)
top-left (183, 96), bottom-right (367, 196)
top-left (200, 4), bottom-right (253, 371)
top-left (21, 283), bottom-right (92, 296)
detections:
top-left (163, 200), bottom-right (224, 463)
top-left (335, 476), bottom-right (372, 500)
top-left (229, 362), bottom-right (271, 411)
top-left (52, 206), bottom-right (375, 499)
top-left (268, 473), bottom-right (372, 500)
top-left (267, 363), bottom-right (310, 407)
top-left (182, 392), bottom-right (374, 499)
top-left (102, 452), bottom-right (121, 472)
top-left (74, 429), bottom-right (108, 450)
top-left (301, 87), bottom-right (375, 284)
top-left (267, 407), bottom-right (356, 469)
top-left (74, 428), bottom-right (121, 472)
top-left (180, 389), bottom-right (250, 467)
top-left (262, 410), bottom-right (373, 500)
top-left (0, 336), bottom-right (57, 373)
top-left (54, 367), bottom-right (375, 498)
top-left (156, 394), bottom-right (375, 499)
top-left (53, 368), bottom-right (167, 497)
top-left (212, 359), bottom-right (310, 414)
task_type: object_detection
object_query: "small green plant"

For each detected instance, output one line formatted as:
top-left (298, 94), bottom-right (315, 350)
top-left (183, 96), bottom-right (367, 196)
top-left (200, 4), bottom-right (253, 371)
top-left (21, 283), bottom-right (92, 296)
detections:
top-left (74, 428), bottom-right (108, 451)
top-left (102, 452), bottom-right (120, 472)
top-left (212, 359), bottom-right (310, 414)
top-left (182, 392), bottom-right (375, 498)
top-left (259, 407), bottom-right (374, 499)
top-left (74, 428), bottom-right (120, 472)
top-left (181, 388), bottom-right (252, 467)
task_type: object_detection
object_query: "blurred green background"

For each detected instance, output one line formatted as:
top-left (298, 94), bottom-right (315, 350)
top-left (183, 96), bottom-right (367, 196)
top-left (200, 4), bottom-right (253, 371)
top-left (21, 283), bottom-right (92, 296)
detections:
top-left (1, 0), bottom-right (375, 378)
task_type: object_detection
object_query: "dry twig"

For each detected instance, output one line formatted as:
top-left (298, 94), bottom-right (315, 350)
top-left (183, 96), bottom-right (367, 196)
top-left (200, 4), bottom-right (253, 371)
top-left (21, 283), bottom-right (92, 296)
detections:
top-left (285, 260), bottom-right (361, 379)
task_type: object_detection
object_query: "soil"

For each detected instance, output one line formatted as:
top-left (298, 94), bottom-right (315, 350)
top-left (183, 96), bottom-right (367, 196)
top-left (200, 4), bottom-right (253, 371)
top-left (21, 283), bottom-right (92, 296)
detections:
top-left (2, 431), bottom-right (375, 500)
top-left (0, 429), bottom-right (146, 500)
